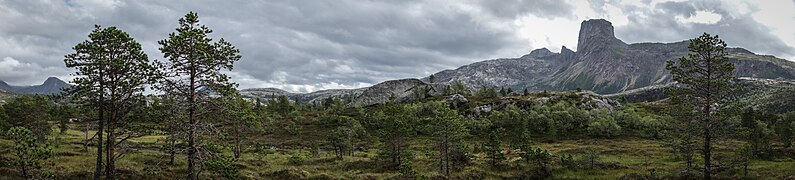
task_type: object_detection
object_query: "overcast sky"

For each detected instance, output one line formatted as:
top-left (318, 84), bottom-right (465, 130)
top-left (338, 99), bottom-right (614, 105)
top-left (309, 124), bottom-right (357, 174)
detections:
top-left (1, 0), bottom-right (794, 92)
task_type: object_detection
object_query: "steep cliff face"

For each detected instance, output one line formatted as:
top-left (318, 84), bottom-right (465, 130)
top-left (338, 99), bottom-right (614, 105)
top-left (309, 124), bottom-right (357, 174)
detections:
top-left (426, 19), bottom-right (795, 94)
top-left (552, 19), bottom-right (666, 93)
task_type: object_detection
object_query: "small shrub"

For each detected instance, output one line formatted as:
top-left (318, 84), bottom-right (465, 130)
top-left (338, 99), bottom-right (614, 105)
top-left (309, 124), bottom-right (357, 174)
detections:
top-left (287, 154), bottom-right (306, 165)
top-left (7, 127), bottom-right (53, 179)
top-left (204, 156), bottom-right (239, 179)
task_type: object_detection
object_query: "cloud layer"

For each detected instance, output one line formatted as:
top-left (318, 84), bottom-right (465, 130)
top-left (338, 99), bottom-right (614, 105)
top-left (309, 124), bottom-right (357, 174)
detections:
top-left (1, 0), bottom-right (793, 92)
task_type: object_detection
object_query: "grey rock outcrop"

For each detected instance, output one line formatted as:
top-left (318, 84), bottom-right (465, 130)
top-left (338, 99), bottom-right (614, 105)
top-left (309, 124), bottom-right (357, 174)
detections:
top-left (241, 78), bottom-right (446, 107)
top-left (448, 94), bottom-right (468, 108)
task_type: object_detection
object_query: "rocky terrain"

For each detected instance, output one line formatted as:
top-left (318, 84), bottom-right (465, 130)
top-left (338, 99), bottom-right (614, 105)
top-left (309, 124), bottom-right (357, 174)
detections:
top-left (0, 77), bottom-right (71, 95)
top-left (427, 19), bottom-right (795, 94)
top-left (241, 78), bottom-right (447, 106)
top-left (242, 19), bottom-right (795, 106)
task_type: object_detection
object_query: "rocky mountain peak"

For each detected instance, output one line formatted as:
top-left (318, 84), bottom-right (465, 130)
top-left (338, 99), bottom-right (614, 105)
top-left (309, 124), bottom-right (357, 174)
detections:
top-left (43, 77), bottom-right (68, 85)
top-left (577, 19), bottom-right (623, 53)
top-left (522, 48), bottom-right (555, 59)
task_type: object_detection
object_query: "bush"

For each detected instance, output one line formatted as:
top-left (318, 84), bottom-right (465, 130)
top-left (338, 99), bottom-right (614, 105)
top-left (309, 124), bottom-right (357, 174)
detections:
top-left (204, 156), bottom-right (239, 179)
top-left (7, 127), bottom-right (53, 179)
top-left (287, 153), bottom-right (306, 165)
top-left (588, 110), bottom-right (621, 138)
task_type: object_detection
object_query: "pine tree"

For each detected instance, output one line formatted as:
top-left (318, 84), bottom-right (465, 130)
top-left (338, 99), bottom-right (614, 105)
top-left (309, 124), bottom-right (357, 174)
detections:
top-left (7, 127), bottom-right (53, 179)
top-left (65, 25), bottom-right (156, 179)
top-left (431, 102), bottom-right (468, 176)
top-left (665, 33), bottom-right (735, 179)
top-left (157, 12), bottom-right (241, 179)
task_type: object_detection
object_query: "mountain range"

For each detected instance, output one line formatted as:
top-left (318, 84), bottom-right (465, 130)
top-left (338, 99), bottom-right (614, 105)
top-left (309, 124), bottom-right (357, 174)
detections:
top-left (241, 19), bottom-right (795, 106)
top-left (0, 77), bottom-right (71, 95)
top-left (4, 19), bottom-right (793, 106)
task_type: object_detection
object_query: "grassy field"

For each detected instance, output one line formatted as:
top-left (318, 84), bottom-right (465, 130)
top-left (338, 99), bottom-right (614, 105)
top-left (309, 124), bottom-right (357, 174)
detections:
top-left (2, 124), bottom-right (794, 179)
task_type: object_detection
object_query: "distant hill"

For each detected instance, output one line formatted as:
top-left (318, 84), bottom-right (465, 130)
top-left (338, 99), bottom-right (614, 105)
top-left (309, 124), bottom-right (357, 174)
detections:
top-left (241, 78), bottom-right (447, 106)
top-left (425, 19), bottom-right (795, 94)
top-left (605, 78), bottom-right (795, 114)
top-left (0, 77), bottom-right (72, 95)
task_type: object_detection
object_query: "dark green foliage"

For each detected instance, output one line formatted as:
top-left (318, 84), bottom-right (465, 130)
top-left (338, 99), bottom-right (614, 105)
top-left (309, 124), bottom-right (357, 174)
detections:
top-left (287, 153), bottom-right (306, 165)
top-left (560, 154), bottom-right (577, 169)
top-left (428, 101), bottom-right (469, 176)
top-left (483, 128), bottom-right (505, 167)
top-left (739, 108), bottom-right (774, 159)
top-left (776, 112), bottom-right (795, 148)
top-left (204, 156), bottom-right (239, 179)
top-left (0, 105), bottom-right (6, 131)
top-left (476, 86), bottom-right (499, 98)
top-left (527, 147), bottom-right (552, 177)
top-left (374, 103), bottom-right (415, 168)
top-left (268, 96), bottom-right (293, 116)
top-left (585, 148), bottom-right (600, 169)
top-left (158, 11), bottom-right (241, 179)
top-left (65, 24), bottom-right (158, 179)
top-left (320, 114), bottom-right (364, 160)
top-left (52, 104), bottom-right (77, 134)
top-left (665, 33), bottom-right (735, 179)
top-left (7, 127), bottom-right (53, 179)
top-left (2, 95), bottom-right (53, 142)
top-left (587, 109), bottom-right (622, 138)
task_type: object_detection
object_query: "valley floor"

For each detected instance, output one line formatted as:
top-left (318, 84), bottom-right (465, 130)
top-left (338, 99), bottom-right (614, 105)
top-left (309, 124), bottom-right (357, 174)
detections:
top-left (2, 125), bottom-right (794, 179)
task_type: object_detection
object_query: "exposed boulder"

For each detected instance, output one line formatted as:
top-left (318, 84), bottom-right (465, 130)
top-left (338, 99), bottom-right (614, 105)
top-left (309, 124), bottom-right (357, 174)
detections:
top-left (448, 94), bottom-right (468, 108)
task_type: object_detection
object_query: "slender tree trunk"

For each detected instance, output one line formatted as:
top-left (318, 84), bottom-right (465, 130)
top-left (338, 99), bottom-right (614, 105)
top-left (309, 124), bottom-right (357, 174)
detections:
top-left (170, 133), bottom-right (176, 165)
top-left (444, 135), bottom-right (449, 177)
top-left (84, 123), bottom-right (89, 151)
top-left (95, 100), bottom-right (104, 180)
top-left (187, 64), bottom-right (197, 180)
top-left (106, 111), bottom-right (116, 179)
top-left (438, 142), bottom-right (443, 173)
top-left (704, 125), bottom-right (711, 180)
top-left (234, 121), bottom-right (241, 158)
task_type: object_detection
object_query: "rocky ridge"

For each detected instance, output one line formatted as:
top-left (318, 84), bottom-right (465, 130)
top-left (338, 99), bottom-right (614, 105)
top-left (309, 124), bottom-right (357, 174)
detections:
top-left (0, 77), bottom-right (72, 95)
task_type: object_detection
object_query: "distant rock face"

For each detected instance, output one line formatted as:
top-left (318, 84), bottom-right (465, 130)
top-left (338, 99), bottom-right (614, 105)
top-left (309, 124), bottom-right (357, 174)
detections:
top-left (0, 77), bottom-right (72, 95)
top-left (244, 18), bottom-right (795, 104)
top-left (577, 19), bottom-right (624, 53)
top-left (425, 19), bottom-right (795, 94)
top-left (241, 78), bottom-right (445, 107)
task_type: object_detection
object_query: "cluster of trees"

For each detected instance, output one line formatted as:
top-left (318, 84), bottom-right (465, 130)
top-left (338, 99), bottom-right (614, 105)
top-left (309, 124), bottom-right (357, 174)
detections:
top-left (0, 95), bottom-right (70, 179)
top-left (63, 11), bottom-right (239, 180)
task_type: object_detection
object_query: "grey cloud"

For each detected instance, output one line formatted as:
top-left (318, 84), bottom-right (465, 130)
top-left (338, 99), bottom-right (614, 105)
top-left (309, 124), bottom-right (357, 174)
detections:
top-left (0, 0), bottom-right (528, 91)
top-left (478, 0), bottom-right (574, 19)
top-left (1, 0), bottom-right (793, 92)
top-left (613, 0), bottom-right (795, 58)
